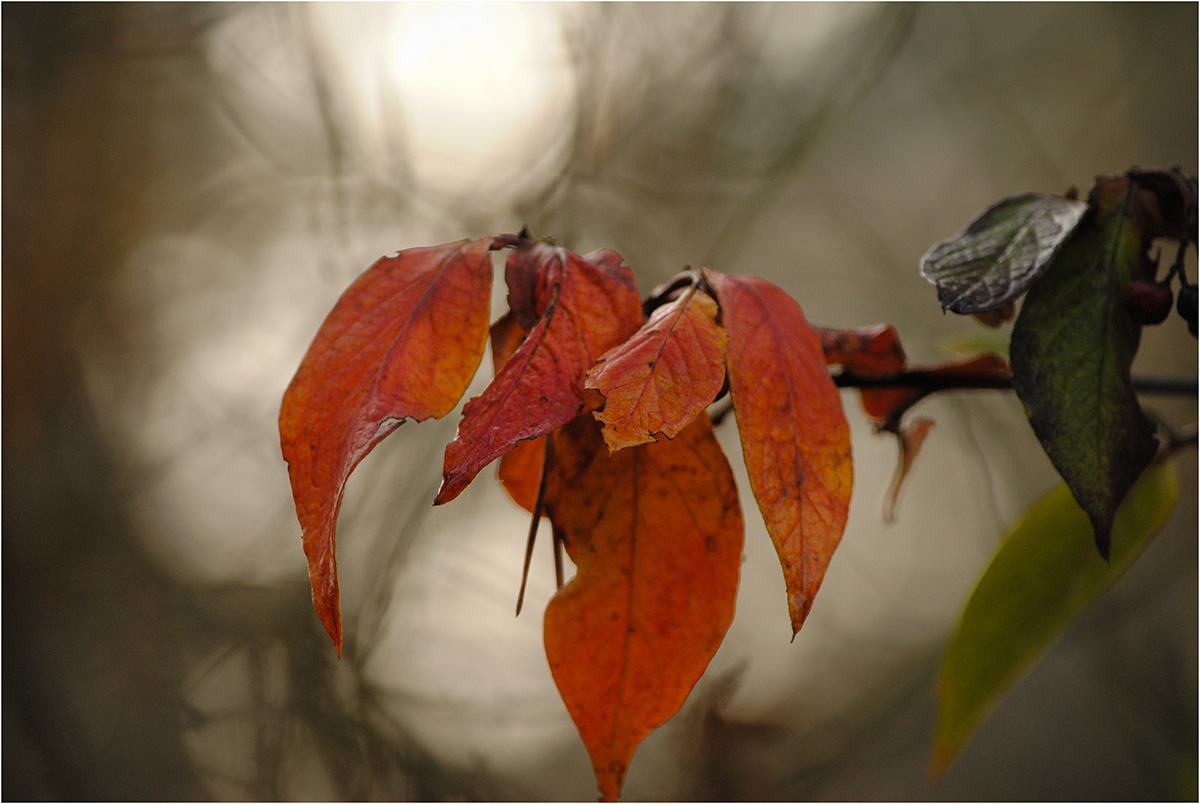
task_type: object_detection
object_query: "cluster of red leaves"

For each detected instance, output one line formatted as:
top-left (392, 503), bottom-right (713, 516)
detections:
top-left (278, 234), bottom-right (993, 800)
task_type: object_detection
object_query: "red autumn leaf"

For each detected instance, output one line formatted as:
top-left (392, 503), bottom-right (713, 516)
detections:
top-left (486, 311), bottom-right (545, 512)
top-left (820, 324), bottom-right (913, 428)
top-left (436, 242), bottom-right (643, 504)
top-left (279, 238), bottom-right (495, 653)
top-left (586, 282), bottom-right (729, 451)
top-left (702, 269), bottom-right (853, 636)
top-left (542, 414), bottom-right (743, 802)
top-left (819, 323), bottom-right (907, 376)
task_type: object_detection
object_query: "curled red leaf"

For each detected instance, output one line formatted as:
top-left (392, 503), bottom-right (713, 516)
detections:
top-left (279, 239), bottom-right (495, 652)
top-left (487, 311), bottom-right (545, 512)
top-left (586, 283), bottom-right (728, 451)
top-left (437, 242), bottom-right (642, 504)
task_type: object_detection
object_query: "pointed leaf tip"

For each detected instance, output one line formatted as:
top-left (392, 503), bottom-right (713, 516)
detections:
top-left (933, 457), bottom-right (1179, 774)
top-left (1010, 175), bottom-right (1160, 556)
top-left (702, 270), bottom-right (853, 634)
top-left (543, 415), bottom-right (743, 801)
top-left (280, 238), bottom-right (494, 650)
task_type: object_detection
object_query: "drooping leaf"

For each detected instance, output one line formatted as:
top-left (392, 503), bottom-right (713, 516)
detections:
top-left (1010, 174), bottom-right (1164, 558)
top-left (487, 311), bottom-right (545, 513)
top-left (437, 242), bottom-right (643, 505)
top-left (920, 193), bottom-right (1088, 314)
top-left (489, 308), bottom-right (529, 371)
top-left (586, 282), bottom-right (728, 451)
top-left (279, 238), bottom-right (495, 652)
top-left (882, 417), bottom-right (935, 524)
top-left (702, 270), bottom-right (853, 635)
top-left (933, 457), bottom-right (1180, 775)
top-left (542, 414), bottom-right (743, 801)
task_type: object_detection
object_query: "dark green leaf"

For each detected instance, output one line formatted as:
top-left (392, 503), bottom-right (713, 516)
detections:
top-left (933, 457), bottom-right (1179, 774)
top-left (921, 194), bottom-right (1087, 314)
top-left (1010, 175), bottom-right (1161, 557)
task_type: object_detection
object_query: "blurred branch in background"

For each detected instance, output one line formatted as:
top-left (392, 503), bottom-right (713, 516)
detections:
top-left (3, 3), bottom-right (1195, 800)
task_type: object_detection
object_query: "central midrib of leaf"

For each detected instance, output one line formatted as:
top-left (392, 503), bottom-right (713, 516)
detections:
top-left (611, 451), bottom-right (641, 755)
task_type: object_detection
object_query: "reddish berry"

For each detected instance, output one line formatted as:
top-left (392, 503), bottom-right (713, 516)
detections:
top-left (1123, 280), bottom-right (1174, 325)
top-left (1177, 284), bottom-right (1197, 336)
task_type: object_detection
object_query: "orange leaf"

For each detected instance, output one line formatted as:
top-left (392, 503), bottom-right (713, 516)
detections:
top-left (437, 242), bottom-right (642, 504)
top-left (498, 435), bottom-right (545, 513)
top-left (542, 414), bottom-right (743, 801)
top-left (819, 325), bottom-right (1009, 522)
top-left (586, 283), bottom-right (729, 451)
top-left (702, 270), bottom-right (853, 636)
top-left (279, 239), bottom-right (495, 652)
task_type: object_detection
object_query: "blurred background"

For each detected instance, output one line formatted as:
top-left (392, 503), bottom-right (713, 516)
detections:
top-left (3, 3), bottom-right (1196, 800)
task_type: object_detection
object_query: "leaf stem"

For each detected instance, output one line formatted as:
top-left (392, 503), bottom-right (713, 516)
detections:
top-left (515, 436), bottom-right (555, 617)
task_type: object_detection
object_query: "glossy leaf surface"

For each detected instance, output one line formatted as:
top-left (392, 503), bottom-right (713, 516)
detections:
top-left (920, 193), bottom-right (1088, 314)
top-left (437, 242), bottom-right (642, 504)
top-left (543, 415), bottom-right (743, 801)
top-left (586, 284), bottom-right (728, 451)
top-left (1010, 175), bottom-right (1161, 557)
top-left (703, 270), bottom-right (853, 635)
top-left (280, 239), bottom-right (495, 651)
top-left (933, 457), bottom-right (1179, 774)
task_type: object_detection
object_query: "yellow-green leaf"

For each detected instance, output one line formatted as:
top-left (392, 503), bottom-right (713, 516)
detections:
top-left (932, 457), bottom-right (1180, 775)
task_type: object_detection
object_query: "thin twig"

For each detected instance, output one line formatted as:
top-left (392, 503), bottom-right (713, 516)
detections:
top-left (708, 372), bottom-right (1196, 428)
top-left (515, 437), bottom-right (553, 617)
top-left (831, 371), bottom-right (1197, 395)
